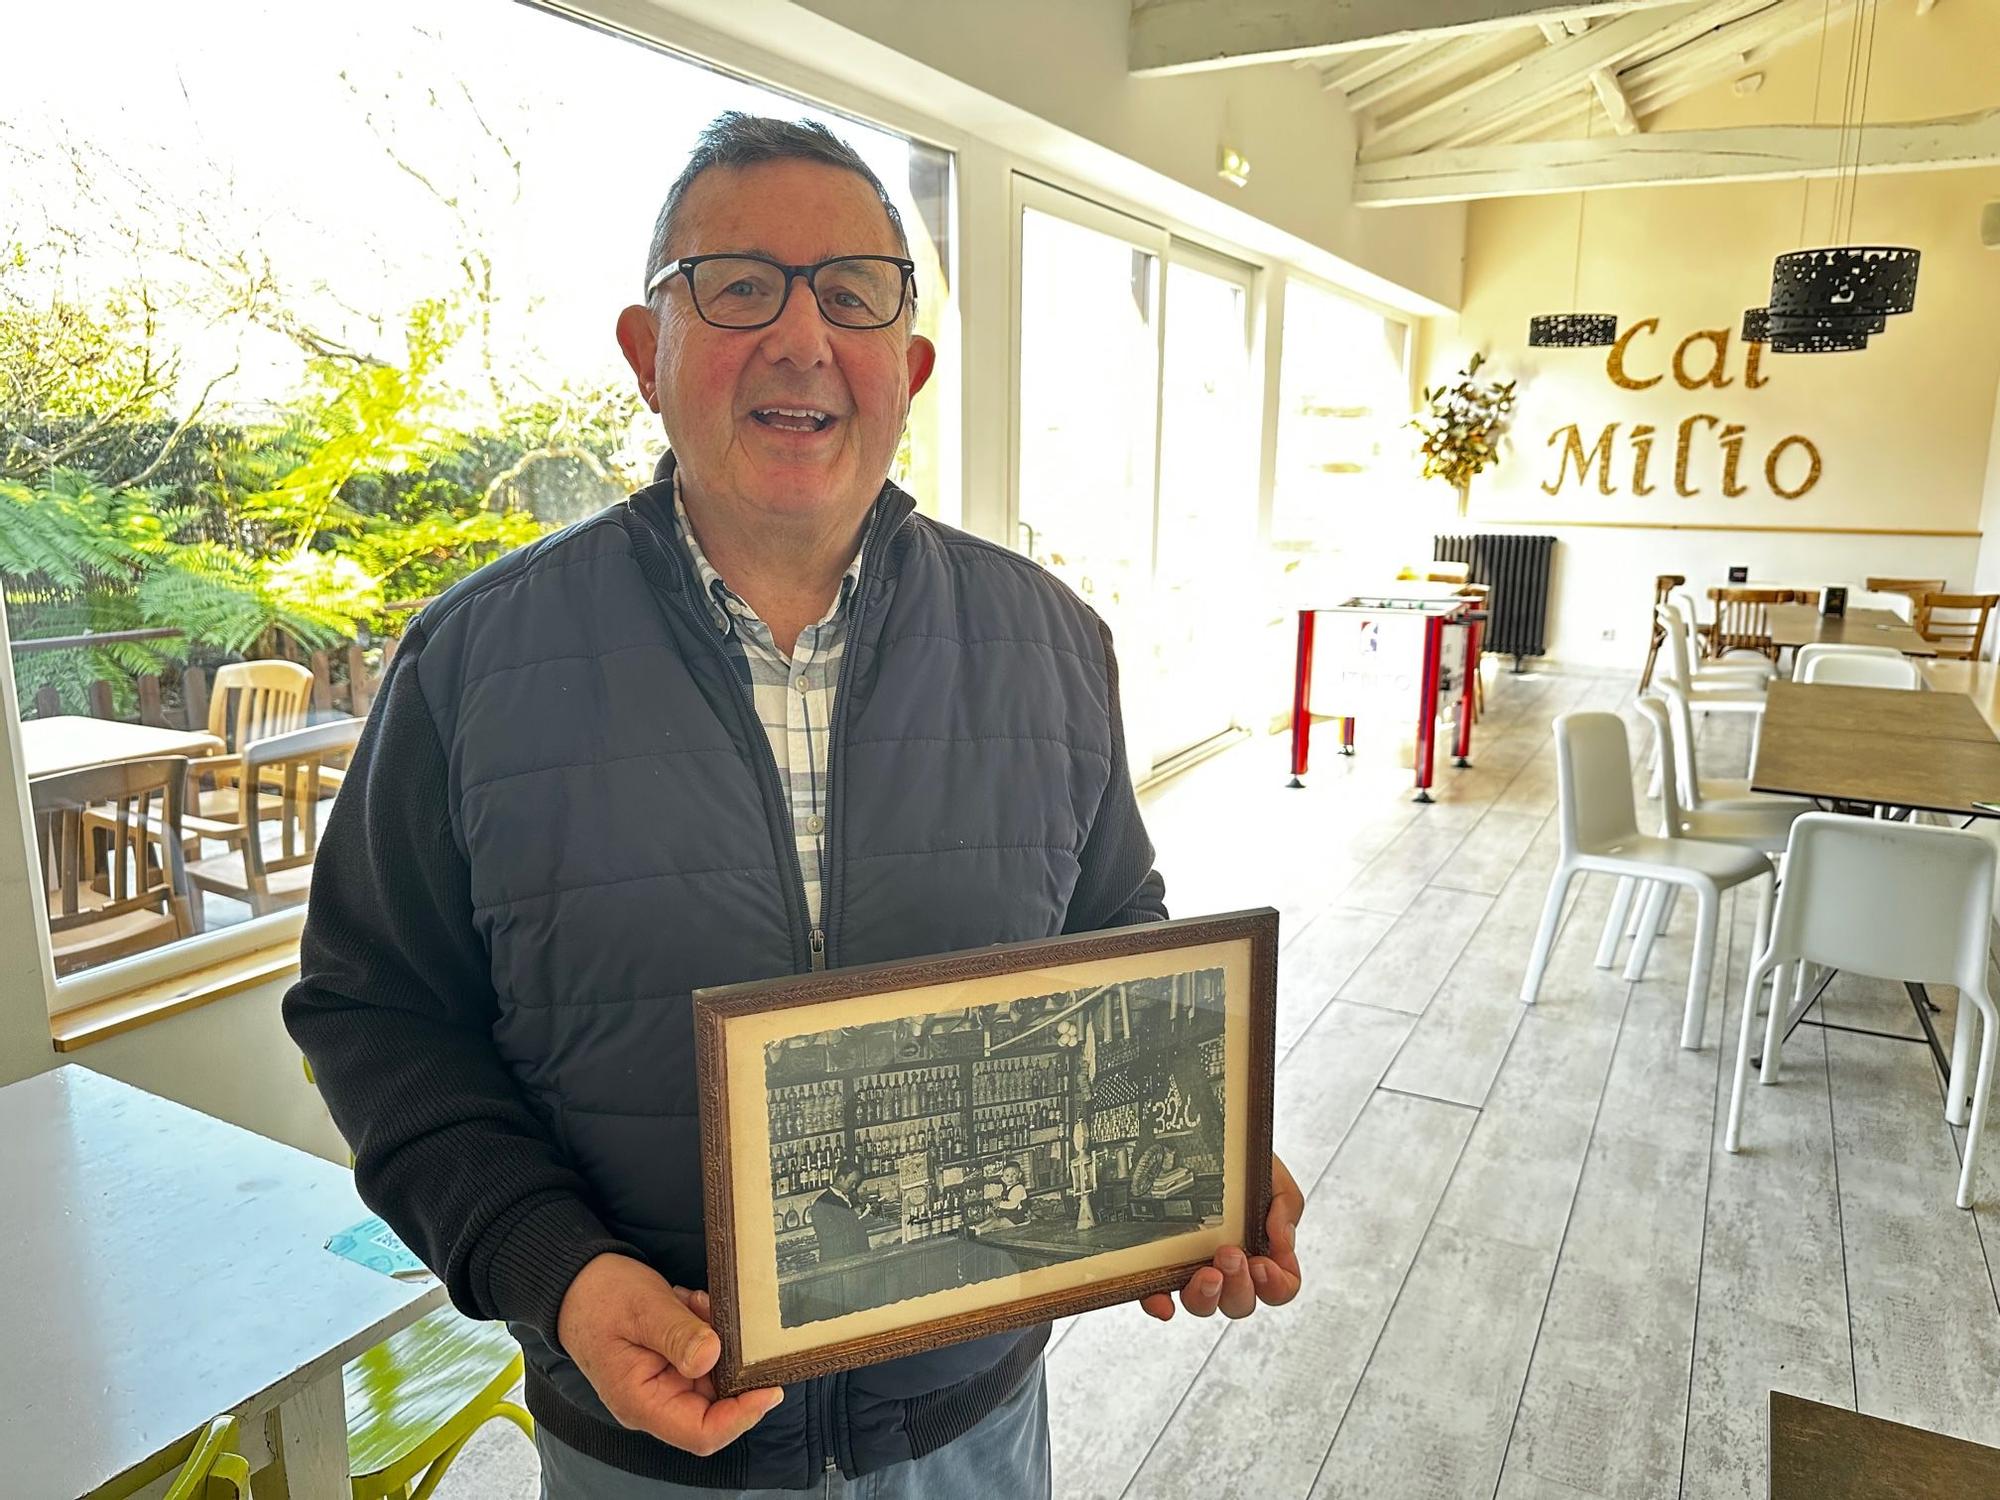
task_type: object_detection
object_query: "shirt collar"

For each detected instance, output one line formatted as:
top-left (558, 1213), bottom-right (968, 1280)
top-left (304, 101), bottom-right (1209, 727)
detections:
top-left (671, 470), bottom-right (865, 638)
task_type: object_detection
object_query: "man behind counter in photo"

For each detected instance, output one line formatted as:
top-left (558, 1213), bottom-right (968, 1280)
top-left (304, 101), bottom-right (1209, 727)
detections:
top-left (286, 111), bottom-right (1305, 1498)
top-left (808, 1164), bottom-right (873, 1265)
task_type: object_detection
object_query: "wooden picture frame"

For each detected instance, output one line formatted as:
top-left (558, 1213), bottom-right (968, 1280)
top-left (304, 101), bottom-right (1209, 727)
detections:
top-left (693, 908), bottom-right (1278, 1396)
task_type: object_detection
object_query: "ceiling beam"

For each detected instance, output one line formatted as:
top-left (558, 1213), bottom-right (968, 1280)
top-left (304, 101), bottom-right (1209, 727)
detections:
top-left (1453, 0), bottom-right (1791, 148)
top-left (1344, 35), bottom-right (1494, 112)
top-left (1590, 67), bottom-right (1642, 133)
top-left (1354, 106), bottom-right (2000, 204)
top-left (1358, 0), bottom-right (1734, 159)
top-left (1128, 0), bottom-right (1691, 76)
top-left (1324, 39), bottom-right (1440, 95)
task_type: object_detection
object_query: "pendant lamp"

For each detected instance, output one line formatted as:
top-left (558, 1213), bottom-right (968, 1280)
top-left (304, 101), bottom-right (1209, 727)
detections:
top-left (1529, 103), bottom-right (1615, 348)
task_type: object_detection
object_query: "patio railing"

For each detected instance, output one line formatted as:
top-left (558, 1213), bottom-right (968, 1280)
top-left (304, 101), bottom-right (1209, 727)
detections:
top-left (12, 625), bottom-right (408, 729)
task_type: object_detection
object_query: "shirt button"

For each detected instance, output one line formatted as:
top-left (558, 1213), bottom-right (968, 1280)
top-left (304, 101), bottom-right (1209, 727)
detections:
top-left (795, 675), bottom-right (810, 693)
top-left (805, 814), bottom-right (825, 834)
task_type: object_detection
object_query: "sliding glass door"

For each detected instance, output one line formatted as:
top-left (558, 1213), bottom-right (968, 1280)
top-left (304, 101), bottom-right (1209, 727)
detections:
top-left (1012, 180), bottom-right (1260, 781)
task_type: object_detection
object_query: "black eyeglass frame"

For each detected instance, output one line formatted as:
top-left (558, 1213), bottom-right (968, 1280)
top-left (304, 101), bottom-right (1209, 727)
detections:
top-left (645, 252), bottom-right (918, 331)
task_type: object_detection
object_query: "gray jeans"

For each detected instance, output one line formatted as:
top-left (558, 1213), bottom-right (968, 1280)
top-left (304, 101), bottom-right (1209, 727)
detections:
top-left (536, 1360), bottom-right (1051, 1499)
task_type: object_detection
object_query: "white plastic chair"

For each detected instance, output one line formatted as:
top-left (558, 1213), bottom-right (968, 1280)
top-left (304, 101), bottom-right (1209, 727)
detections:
top-left (1798, 651), bottom-right (1921, 689)
top-left (1656, 603), bottom-right (1768, 777)
top-left (1667, 593), bottom-right (1775, 683)
top-left (1791, 642), bottom-right (1909, 681)
top-left (1655, 682), bottom-right (1810, 814)
top-left (1849, 588), bottom-right (1916, 622)
top-left (1725, 813), bottom-right (1998, 1208)
top-left (1525, 712), bottom-right (1773, 1050)
top-left (1606, 697), bottom-right (1795, 1003)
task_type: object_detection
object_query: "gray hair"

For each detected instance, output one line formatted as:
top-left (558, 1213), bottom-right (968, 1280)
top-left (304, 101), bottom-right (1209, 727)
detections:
top-left (643, 112), bottom-right (910, 301)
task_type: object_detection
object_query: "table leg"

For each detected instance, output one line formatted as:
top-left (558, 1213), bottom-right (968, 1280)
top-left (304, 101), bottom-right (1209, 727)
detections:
top-left (1454, 617), bottom-right (1481, 768)
top-left (255, 1371), bottom-right (349, 1500)
top-left (1413, 615), bottom-right (1442, 803)
top-left (1288, 608), bottom-right (1315, 788)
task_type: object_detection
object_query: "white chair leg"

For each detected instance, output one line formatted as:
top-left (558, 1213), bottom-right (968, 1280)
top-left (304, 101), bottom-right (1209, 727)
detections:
top-left (1627, 879), bottom-right (1648, 938)
top-left (1750, 876), bottom-right (1776, 1016)
top-left (1956, 991), bottom-right (1998, 1210)
top-left (1598, 877), bottom-right (1635, 969)
top-left (1625, 881), bottom-right (1670, 982)
top-left (1947, 989), bottom-right (1978, 1129)
top-left (1656, 884), bottom-right (1680, 936)
top-left (1727, 956), bottom-right (1777, 1153)
top-left (1521, 866), bottom-right (1577, 1005)
top-left (1682, 885), bottom-right (1719, 1050)
top-left (1748, 710), bottom-right (1763, 774)
top-left (1760, 953), bottom-right (1802, 1085)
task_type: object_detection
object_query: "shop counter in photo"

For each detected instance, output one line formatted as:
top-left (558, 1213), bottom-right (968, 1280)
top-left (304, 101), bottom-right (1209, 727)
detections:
top-left (693, 910), bottom-right (1277, 1395)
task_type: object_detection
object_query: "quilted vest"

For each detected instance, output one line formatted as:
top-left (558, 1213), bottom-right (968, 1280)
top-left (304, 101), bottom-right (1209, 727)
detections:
top-left (412, 462), bottom-right (1123, 1486)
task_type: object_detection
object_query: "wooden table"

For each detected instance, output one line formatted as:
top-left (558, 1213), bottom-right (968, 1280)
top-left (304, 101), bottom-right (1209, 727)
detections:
top-left (1763, 603), bottom-right (1936, 657)
top-left (1750, 679), bottom-right (2000, 1097)
top-left (1770, 1390), bottom-right (2000, 1497)
top-left (1922, 657), bottom-right (2000, 733)
top-left (1751, 681), bottom-right (2000, 818)
top-left (0, 1067), bottom-right (445, 1499)
top-left (20, 715), bottom-right (222, 779)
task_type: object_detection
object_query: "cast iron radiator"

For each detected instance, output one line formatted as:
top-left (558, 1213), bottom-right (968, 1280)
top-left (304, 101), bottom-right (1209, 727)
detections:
top-left (1432, 533), bottom-right (1557, 669)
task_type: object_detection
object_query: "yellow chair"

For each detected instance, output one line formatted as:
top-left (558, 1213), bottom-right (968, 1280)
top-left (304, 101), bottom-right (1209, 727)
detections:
top-left (302, 1057), bottom-right (535, 1499)
top-left (346, 1306), bottom-right (533, 1500)
top-left (92, 1416), bottom-right (252, 1500)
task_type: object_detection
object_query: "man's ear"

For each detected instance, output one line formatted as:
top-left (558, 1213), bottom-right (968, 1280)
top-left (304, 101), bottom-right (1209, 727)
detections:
top-left (616, 304), bottom-right (662, 412)
top-left (906, 333), bottom-right (937, 400)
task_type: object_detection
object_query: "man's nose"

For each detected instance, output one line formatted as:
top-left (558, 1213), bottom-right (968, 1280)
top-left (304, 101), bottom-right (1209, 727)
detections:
top-left (756, 274), bottom-right (834, 366)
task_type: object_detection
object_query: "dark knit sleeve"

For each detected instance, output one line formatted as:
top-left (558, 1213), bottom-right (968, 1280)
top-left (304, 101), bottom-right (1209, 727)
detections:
top-left (284, 626), bottom-right (642, 1343)
top-left (1064, 615), bottom-right (1170, 931)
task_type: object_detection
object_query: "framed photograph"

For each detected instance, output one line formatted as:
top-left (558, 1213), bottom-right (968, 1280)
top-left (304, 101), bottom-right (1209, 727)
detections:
top-left (692, 908), bottom-right (1277, 1395)
top-left (1820, 585), bottom-right (1848, 618)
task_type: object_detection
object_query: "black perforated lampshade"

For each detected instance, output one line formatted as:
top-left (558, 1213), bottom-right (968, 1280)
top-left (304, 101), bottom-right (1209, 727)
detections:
top-left (1741, 307), bottom-right (1771, 343)
top-left (1768, 324), bottom-right (1873, 354)
top-left (1769, 246), bottom-right (1920, 319)
top-left (1527, 313), bottom-right (1618, 347)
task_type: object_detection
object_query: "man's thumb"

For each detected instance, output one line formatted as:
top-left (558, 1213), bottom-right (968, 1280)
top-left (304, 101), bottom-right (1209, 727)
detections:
top-left (639, 1283), bottom-right (721, 1379)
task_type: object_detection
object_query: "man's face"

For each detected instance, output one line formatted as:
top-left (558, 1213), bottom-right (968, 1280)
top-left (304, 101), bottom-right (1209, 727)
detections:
top-left (617, 158), bottom-right (936, 529)
top-left (837, 1170), bottom-right (862, 1197)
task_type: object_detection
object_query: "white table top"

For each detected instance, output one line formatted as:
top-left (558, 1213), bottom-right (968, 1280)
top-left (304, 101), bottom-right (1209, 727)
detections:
top-left (20, 716), bottom-right (223, 779)
top-left (0, 1067), bottom-right (445, 1499)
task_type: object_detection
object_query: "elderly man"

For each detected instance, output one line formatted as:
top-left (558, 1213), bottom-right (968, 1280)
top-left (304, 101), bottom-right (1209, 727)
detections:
top-left (286, 112), bottom-right (1303, 1498)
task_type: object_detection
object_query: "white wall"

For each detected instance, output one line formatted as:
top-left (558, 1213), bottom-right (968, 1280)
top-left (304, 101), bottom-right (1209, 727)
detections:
top-left (1976, 374), bottom-right (2000, 607)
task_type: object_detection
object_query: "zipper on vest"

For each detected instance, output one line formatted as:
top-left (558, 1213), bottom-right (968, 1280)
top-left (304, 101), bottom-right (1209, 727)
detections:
top-left (809, 928), bottom-right (827, 971)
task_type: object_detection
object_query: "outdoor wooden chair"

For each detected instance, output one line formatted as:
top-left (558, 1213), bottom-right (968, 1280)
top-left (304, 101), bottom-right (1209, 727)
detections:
top-left (31, 756), bottom-right (201, 976)
top-left (187, 718), bottom-right (361, 916)
top-left (1706, 587), bottom-right (1803, 663)
top-left (187, 659), bottom-right (316, 833)
top-left (1639, 573), bottom-right (1687, 691)
top-left (1917, 592), bottom-right (2000, 661)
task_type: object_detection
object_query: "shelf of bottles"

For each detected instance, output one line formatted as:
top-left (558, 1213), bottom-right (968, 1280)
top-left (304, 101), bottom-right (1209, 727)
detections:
top-left (852, 1065), bottom-right (962, 1125)
top-left (857, 1116), bottom-right (966, 1181)
top-left (973, 1097), bottom-right (1066, 1155)
top-left (772, 1132), bottom-right (845, 1200)
top-left (972, 1055), bottom-right (1069, 1106)
top-left (769, 1079), bottom-right (846, 1143)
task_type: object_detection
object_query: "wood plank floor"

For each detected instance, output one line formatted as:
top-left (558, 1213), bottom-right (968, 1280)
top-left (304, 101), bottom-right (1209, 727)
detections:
top-left (435, 667), bottom-right (2000, 1499)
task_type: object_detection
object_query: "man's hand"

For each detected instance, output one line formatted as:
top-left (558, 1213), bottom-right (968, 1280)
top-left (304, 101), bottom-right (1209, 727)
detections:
top-left (556, 1253), bottom-right (784, 1457)
top-left (1139, 1153), bottom-right (1304, 1321)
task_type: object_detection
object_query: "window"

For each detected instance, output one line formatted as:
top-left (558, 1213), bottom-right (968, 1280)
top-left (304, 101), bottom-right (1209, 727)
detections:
top-left (3, 0), bottom-right (957, 996)
top-left (1270, 277), bottom-right (1412, 557)
top-left (1012, 182), bottom-right (1263, 780)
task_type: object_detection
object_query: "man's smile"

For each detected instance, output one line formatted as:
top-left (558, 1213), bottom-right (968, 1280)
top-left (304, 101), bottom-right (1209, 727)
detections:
top-left (750, 405), bottom-right (837, 433)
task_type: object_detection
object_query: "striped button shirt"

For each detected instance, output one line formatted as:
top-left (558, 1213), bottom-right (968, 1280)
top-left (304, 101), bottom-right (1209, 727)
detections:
top-left (672, 479), bottom-right (864, 938)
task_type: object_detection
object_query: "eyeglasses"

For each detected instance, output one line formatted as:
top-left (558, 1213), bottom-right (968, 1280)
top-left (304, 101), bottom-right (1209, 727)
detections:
top-left (646, 253), bottom-right (916, 331)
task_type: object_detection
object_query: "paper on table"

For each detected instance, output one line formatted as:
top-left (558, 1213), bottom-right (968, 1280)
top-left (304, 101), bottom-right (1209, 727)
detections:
top-left (325, 1214), bottom-right (434, 1281)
